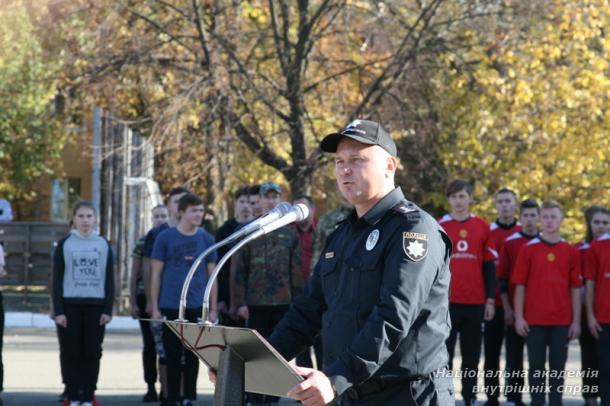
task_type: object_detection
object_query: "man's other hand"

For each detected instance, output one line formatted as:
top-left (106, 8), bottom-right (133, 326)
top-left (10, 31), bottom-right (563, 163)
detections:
top-left (287, 366), bottom-right (335, 406)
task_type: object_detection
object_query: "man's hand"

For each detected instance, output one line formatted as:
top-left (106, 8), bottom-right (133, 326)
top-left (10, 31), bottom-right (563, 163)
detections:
top-left (151, 307), bottom-right (162, 321)
top-left (287, 366), bottom-right (335, 406)
top-left (568, 321), bottom-right (581, 340)
top-left (515, 317), bottom-right (529, 337)
top-left (588, 314), bottom-right (602, 339)
top-left (484, 300), bottom-right (495, 321)
top-left (208, 310), bottom-right (218, 324)
top-left (131, 304), bottom-right (140, 319)
top-left (208, 369), bottom-right (217, 384)
top-left (100, 313), bottom-right (112, 326)
top-left (145, 302), bottom-right (153, 316)
top-left (55, 314), bottom-right (67, 328)
top-left (503, 305), bottom-right (515, 326)
top-left (237, 305), bottom-right (249, 320)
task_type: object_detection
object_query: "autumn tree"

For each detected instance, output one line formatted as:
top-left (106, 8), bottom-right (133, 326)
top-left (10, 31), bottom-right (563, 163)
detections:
top-left (45, 0), bottom-right (503, 211)
top-left (0, 0), bottom-right (67, 215)
top-left (435, 0), bottom-right (610, 237)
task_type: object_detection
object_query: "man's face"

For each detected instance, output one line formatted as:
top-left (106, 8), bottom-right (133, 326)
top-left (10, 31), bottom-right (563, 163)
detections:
top-left (495, 192), bottom-right (517, 219)
top-left (334, 139), bottom-right (392, 207)
top-left (248, 194), bottom-right (263, 217)
top-left (180, 204), bottom-right (204, 227)
top-left (73, 207), bottom-right (96, 234)
top-left (519, 208), bottom-right (540, 232)
top-left (591, 212), bottom-right (610, 238)
top-left (540, 207), bottom-right (563, 235)
top-left (169, 192), bottom-right (187, 220)
top-left (261, 191), bottom-right (281, 214)
top-left (447, 189), bottom-right (472, 214)
top-left (234, 195), bottom-right (252, 219)
top-left (151, 207), bottom-right (169, 227)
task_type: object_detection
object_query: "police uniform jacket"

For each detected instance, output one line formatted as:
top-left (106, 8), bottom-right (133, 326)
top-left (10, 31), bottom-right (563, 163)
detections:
top-left (268, 187), bottom-right (452, 398)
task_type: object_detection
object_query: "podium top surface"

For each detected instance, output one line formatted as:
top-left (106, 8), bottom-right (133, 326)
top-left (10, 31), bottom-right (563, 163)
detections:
top-left (162, 320), bottom-right (304, 397)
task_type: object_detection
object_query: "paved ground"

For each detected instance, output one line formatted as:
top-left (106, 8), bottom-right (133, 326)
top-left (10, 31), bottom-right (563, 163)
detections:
top-left (0, 328), bottom-right (595, 405)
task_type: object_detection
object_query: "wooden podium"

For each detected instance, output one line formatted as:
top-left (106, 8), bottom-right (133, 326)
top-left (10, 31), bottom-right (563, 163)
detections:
top-left (163, 320), bottom-right (304, 406)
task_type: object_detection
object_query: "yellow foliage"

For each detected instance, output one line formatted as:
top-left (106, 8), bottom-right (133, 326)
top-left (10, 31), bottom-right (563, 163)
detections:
top-left (436, 0), bottom-right (610, 240)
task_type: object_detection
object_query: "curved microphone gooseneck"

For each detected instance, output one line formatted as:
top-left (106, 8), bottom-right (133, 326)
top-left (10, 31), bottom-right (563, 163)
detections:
top-left (199, 203), bottom-right (309, 324)
top-left (177, 202), bottom-right (293, 321)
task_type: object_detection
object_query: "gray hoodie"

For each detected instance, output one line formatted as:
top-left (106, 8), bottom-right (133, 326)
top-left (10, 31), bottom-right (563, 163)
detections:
top-left (52, 230), bottom-right (114, 315)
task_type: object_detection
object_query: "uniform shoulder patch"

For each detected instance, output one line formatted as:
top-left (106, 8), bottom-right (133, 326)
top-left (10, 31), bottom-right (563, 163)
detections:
top-left (392, 200), bottom-right (422, 225)
top-left (403, 231), bottom-right (428, 261)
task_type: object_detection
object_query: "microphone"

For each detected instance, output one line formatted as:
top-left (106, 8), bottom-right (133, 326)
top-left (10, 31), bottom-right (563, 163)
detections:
top-left (199, 203), bottom-right (309, 323)
top-left (224, 201), bottom-right (293, 243)
top-left (249, 203), bottom-right (309, 238)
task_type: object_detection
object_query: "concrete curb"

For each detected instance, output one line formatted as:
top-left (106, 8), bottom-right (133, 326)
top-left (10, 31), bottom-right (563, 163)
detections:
top-left (6, 311), bottom-right (140, 330)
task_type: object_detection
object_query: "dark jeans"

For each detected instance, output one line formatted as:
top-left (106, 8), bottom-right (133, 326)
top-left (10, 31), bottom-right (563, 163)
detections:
top-left (446, 303), bottom-right (484, 402)
top-left (598, 324), bottom-right (610, 406)
top-left (137, 293), bottom-right (157, 386)
top-left (56, 324), bottom-right (67, 388)
top-left (579, 307), bottom-right (599, 400)
top-left (247, 305), bottom-right (290, 404)
top-left (161, 308), bottom-right (201, 403)
top-left (484, 306), bottom-right (504, 401)
top-left (526, 325), bottom-right (569, 406)
top-left (57, 304), bottom-right (106, 402)
top-left (296, 335), bottom-right (324, 369)
top-left (504, 324), bottom-right (525, 403)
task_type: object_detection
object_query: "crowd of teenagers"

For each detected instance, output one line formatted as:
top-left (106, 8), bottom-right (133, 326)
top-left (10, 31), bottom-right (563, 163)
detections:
top-left (47, 179), bottom-right (610, 406)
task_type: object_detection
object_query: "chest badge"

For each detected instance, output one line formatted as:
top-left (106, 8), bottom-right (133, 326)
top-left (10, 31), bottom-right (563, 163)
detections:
top-left (366, 229), bottom-right (380, 251)
top-left (547, 253), bottom-right (556, 262)
top-left (403, 232), bottom-right (428, 261)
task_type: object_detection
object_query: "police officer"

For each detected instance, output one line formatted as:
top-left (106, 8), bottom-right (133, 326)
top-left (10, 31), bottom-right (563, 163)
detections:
top-left (267, 119), bottom-right (455, 405)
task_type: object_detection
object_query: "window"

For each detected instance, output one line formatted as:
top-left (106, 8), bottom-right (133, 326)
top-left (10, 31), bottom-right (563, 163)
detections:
top-left (51, 178), bottom-right (82, 221)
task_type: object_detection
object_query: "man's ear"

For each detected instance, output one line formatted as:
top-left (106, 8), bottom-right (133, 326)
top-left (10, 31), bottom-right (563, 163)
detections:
top-left (386, 156), bottom-right (398, 176)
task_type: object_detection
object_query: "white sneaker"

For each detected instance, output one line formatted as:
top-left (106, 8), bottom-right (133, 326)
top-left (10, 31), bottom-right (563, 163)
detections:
top-left (69, 402), bottom-right (81, 406)
top-left (81, 403), bottom-right (92, 406)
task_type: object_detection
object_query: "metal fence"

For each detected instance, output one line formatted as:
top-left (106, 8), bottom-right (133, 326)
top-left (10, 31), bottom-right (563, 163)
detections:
top-left (0, 222), bottom-right (68, 311)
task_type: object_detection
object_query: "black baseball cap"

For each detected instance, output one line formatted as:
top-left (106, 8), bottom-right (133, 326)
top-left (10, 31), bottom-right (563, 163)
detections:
top-left (320, 119), bottom-right (397, 156)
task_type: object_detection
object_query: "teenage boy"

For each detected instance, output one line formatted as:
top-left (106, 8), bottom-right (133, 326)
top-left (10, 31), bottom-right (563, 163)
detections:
top-left (485, 188), bottom-right (521, 406)
top-left (585, 210), bottom-right (610, 406)
top-left (233, 181), bottom-right (301, 405)
top-left (143, 187), bottom-right (190, 301)
top-left (512, 200), bottom-right (581, 406)
top-left (130, 204), bottom-right (169, 402)
top-left (497, 198), bottom-right (540, 406)
top-left (150, 194), bottom-right (218, 406)
top-left (215, 186), bottom-right (252, 326)
top-left (248, 184), bottom-right (264, 218)
top-left (439, 179), bottom-right (497, 405)
top-left (142, 187), bottom-right (189, 404)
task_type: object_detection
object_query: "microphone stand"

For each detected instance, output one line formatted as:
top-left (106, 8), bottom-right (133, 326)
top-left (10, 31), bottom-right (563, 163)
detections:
top-left (177, 241), bottom-right (227, 322)
top-left (200, 227), bottom-right (266, 324)
top-left (200, 203), bottom-right (307, 323)
top-left (167, 204), bottom-right (308, 406)
top-left (178, 203), bottom-right (292, 321)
